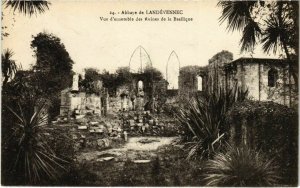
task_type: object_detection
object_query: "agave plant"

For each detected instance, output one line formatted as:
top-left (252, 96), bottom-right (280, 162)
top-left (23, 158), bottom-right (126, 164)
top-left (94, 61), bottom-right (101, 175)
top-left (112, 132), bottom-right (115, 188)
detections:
top-left (203, 144), bottom-right (280, 186)
top-left (176, 85), bottom-right (248, 160)
top-left (4, 101), bottom-right (68, 184)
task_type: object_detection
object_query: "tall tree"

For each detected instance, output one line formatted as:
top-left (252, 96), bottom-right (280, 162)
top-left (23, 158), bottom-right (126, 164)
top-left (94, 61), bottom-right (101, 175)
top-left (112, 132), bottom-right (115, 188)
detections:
top-left (31, 32), bottom-right (74, 93)
top-left (2, 49), bottom-right (17, 86)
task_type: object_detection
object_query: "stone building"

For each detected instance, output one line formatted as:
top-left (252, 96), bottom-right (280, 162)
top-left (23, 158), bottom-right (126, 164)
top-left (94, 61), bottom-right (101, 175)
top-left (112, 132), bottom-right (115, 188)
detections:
top-left (176, 51), bottom-right (297, 107)
top-left (224, 58), bottom-right (296, 107)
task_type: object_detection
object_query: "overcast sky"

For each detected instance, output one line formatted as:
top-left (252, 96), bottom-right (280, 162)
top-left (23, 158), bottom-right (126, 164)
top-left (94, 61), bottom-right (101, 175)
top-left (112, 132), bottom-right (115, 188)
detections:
top-left (2, 0), bottom-right (276, 79)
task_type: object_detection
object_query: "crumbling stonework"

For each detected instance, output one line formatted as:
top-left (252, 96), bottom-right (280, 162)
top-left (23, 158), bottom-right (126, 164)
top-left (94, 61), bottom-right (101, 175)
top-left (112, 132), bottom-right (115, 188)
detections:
top-left (109, 73), bottom-right (168, 113)
top-left (206, 50), bottom-right (233, 94)
top-left (178, 65), bottom-right (207, 99)
top-left (176, 51), bottom-right (297, 107)
top-left (60, 74), bottom-right (109, 117)
top-left (60, 91), bottom-right (102, 116)
top-left (224, 58), bottom-right (297, 107)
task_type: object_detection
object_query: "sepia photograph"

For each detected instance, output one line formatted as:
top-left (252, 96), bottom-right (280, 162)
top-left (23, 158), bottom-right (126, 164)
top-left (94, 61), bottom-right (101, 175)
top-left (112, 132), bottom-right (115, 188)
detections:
top-left (1, 0), bottom-right (298, 186)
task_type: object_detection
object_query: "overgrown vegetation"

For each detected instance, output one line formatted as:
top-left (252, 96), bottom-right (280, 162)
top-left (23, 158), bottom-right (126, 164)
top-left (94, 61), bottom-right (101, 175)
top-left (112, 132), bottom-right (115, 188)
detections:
top-left (80, 66), bottom-right (164, 97)
top-left (2, 31), bottom-right (75, 185)
top-left (176, 86), bottom-right (248, 160)
top-left (2, 102), bottom-right (71, 185)
top-left (227, 100), bottom-right (298, 185)
top-left (203, 144), bottom-right (280, 186)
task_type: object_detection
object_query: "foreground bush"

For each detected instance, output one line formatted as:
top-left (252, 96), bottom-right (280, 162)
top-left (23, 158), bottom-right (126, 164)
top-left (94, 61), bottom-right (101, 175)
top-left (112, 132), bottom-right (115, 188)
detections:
top-left (2, 102), bottom-right (72, 185)
top-left (203, 145), bottom-right (280, 186)
top-left (176, 86), bottom-right (247, 160)
top-left (227, 100), bottom-right (298, 185)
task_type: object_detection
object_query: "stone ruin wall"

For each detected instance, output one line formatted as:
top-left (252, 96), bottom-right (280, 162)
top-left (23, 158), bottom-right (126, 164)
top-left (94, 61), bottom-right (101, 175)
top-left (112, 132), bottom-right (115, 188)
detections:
top-left (60, 75), bottom-right (109, 118)
top-left (206, 53), bottom-right (233, 94)
top-left (109, 79), bottom-right (147, 113)
top-left (60, 91), bottom-right (102, 117)
top-left (225, 60), bottom-right (297, 107)
top-left (246, 61), bottom-right (294, 106)
top-left (178, 66), bottom-right (207, 101)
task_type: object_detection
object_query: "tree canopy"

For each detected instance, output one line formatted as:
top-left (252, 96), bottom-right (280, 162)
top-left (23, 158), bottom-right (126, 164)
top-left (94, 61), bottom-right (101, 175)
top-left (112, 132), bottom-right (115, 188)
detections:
top-left (31, 32), bottom-right (74, 73)
top-left (143, 66), bottom-right (164, 81)
top-left (208, 50), bottom-right (233, 64)
top-left (30, 32), bottom-right (74, 94)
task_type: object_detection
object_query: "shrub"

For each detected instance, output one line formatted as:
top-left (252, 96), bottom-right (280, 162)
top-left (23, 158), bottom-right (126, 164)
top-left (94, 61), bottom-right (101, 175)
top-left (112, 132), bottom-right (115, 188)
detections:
top-left (203, 145), bottom-right (280, 186)
top-left (176, 85), bottom-right (247, 160)
top-left (2, 102), bottom-right (69, 185)
top-left (226, 100), bottom-right (298, 185)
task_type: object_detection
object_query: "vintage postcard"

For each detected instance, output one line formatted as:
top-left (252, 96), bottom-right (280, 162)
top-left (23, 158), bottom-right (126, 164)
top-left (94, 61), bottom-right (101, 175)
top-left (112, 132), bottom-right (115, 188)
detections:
top-left (1, 0), bottom-right (298, 186)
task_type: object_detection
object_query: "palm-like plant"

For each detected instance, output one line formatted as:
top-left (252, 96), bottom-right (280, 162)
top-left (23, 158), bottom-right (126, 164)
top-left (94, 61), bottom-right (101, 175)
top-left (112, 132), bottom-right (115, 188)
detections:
top-left (4, 101), bottom-right (68, 184)
top-left (203, 144), bottom-right (280, 186)
top-left (3, 0), bottom-right (50, 16)
top-left (218, 1), bottom-right (260, 53)
top-left (261, 15), bottom-right (292, 59)
top-left (176, 85), bottom-right (248, 160)
top-left (218, 1), bottom-right (297, 59)
top-left (2, 49), bottom-right (17, 86)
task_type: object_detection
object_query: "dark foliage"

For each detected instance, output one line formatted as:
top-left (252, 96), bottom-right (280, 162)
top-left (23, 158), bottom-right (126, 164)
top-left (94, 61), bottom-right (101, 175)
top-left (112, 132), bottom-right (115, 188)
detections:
top-left (56, 162), bottom-right (98, 186)
top-left (31, 32), bottom-right (74, 77)
top-left (179, 65), bottom-right (203, 75)
top-left (81, 66), bottom-right (164, 99)
top-left (208, 50), bottom-right (233, 64)
top-left (29, 32), bottom-right (74, 118)
top-left (2, 31), bottom-right (76, 185)
top-left (227, 100), bottom-right (298, 185)
top-left (2, 102), bottom-right (70, 185)
top-left (79, 68), bottom-right (103, 94)
top-left (176, 85), bottom-right (248, 160)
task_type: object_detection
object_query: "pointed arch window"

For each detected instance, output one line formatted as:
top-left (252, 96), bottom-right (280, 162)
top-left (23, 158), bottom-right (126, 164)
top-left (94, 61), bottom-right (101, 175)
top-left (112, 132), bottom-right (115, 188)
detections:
top-left (268, 68), bottom-right (278, 87)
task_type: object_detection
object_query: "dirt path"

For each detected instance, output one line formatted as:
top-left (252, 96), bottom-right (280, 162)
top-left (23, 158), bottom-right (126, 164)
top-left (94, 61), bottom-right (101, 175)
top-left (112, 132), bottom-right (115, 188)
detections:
top-left (77, 136), bottom-right (177, 162)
